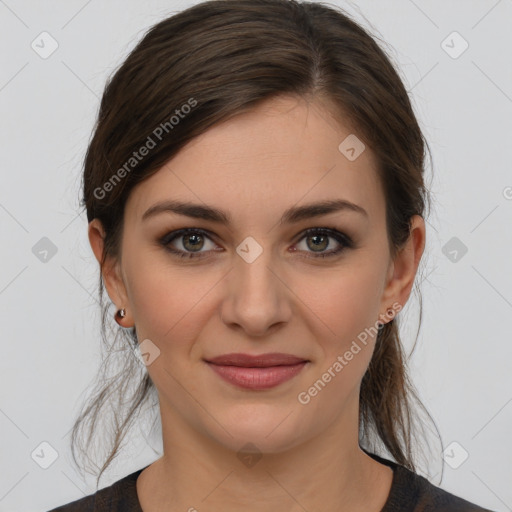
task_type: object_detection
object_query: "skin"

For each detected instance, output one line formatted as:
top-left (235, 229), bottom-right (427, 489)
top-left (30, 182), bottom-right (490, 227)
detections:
top-left (89, 94), bottom-right (425, 512)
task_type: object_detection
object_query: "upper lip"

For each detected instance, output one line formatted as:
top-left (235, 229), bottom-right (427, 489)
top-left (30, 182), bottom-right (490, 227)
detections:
top-left (205, 353), bottom-right (308, 367)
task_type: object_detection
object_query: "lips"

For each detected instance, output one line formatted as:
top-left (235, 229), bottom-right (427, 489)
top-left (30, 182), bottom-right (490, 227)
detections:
top-left (205, 353), bottom-right (308, 367)
top-left (205, 353), bottom-right (309, 390)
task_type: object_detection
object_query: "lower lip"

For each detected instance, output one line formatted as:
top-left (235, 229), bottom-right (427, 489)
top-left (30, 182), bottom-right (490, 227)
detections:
top-left (206, 362), bottom-right (308, 390)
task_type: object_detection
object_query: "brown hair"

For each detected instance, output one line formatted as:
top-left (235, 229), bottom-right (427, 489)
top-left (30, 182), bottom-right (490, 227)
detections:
top-left (73, 0), bottom-right (442, 486)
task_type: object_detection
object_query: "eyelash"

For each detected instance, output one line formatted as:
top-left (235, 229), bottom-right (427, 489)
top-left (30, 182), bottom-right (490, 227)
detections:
top-left (159, 227), bottom-right (354, 261)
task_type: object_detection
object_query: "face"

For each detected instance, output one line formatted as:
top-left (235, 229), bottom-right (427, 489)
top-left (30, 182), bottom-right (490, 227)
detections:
top-left (91, 95), bottom-right (424, 456)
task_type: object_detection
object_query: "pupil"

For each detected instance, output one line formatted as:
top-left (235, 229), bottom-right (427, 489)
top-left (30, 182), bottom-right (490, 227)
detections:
top-left (185, 234), bottom-right (203, 251)
top-left (309, 235), bottom-right (327, 251)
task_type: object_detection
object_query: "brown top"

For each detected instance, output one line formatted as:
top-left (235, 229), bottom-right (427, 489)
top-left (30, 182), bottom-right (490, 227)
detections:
top-left (47, 451), bottom-right (495, 511)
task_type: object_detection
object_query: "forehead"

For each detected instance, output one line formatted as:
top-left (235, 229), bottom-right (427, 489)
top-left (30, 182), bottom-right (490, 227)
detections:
top-left (126, 95), bottom-right (385, 227)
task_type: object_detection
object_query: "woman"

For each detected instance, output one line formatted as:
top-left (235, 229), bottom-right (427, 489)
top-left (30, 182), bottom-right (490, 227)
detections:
top-left (49, 0), bottom-right (494, 510)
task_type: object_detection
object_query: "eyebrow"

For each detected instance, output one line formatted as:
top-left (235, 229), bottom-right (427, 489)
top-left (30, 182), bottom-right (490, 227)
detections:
top-left (141, 198), bottom-right (368, 225)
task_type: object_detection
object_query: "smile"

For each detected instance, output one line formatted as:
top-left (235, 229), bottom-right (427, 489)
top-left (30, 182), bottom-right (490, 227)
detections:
top-left (205, 359), bottom-right (308, 390)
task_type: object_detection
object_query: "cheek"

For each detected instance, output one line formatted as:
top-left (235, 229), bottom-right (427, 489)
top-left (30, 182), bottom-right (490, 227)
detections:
top-left (293, 260), bottom-right (384, 346)
top-left (123, 249), bottom-right (220, 344)
top-left (293, 266), bottom-right (385, 413)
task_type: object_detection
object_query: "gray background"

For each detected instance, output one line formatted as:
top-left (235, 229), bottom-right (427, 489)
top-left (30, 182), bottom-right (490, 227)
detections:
top-left (0, 1), bottom-right (511, 511)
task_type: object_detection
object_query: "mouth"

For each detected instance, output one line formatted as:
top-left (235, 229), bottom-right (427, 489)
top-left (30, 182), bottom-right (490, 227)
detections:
top-left (204, 353), bottom-right (309, 390)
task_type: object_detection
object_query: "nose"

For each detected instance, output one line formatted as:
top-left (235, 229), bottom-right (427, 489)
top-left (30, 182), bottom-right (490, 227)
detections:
top-left (219, 244), bottom-right (292, 338)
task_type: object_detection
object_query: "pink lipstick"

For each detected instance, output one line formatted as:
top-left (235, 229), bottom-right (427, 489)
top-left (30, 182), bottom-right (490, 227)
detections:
top-left (205, 353), bottom-right (308, 390)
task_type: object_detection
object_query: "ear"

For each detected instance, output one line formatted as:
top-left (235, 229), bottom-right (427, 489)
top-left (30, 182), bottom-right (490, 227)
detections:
top-left (378, 215), bottom-right (426, 322)
top-left (88, 218), bottom-right (133, 326)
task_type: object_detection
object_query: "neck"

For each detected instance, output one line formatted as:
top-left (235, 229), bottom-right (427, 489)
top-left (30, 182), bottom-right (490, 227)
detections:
top-left (137, 399), bottom-right (394, 512)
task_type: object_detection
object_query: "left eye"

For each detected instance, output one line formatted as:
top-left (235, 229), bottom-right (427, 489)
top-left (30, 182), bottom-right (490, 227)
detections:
top-left (160, 228), bottom-right (353, 260)
top-left (293, 228), bottom-right (351, 258)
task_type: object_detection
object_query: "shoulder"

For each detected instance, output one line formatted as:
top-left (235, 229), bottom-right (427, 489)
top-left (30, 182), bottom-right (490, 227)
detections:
top-left (404, 468), bottom-right (492, 512)
top-left (366, 451), bottom-right (496, 512)
top-left (402, 468), bottom-right (495, 512)
top-left (47, 466), bottom-right (147, 512)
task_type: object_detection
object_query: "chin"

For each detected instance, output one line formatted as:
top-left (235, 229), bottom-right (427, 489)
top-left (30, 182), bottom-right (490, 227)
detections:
top-left (204, 410), bottom-right (309, 456)
top-left (219, 431), bottom-right (302, 457)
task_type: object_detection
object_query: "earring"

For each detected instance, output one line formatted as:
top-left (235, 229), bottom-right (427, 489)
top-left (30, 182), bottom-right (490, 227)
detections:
top-left (377, 306), bottom-right (395, 330)
top-left (115, 308), bottom-right (126, 326)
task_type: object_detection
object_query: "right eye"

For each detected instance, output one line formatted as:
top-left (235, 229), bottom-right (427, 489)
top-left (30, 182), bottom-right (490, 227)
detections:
top-left (159, 228), bottom-right (221, 260)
